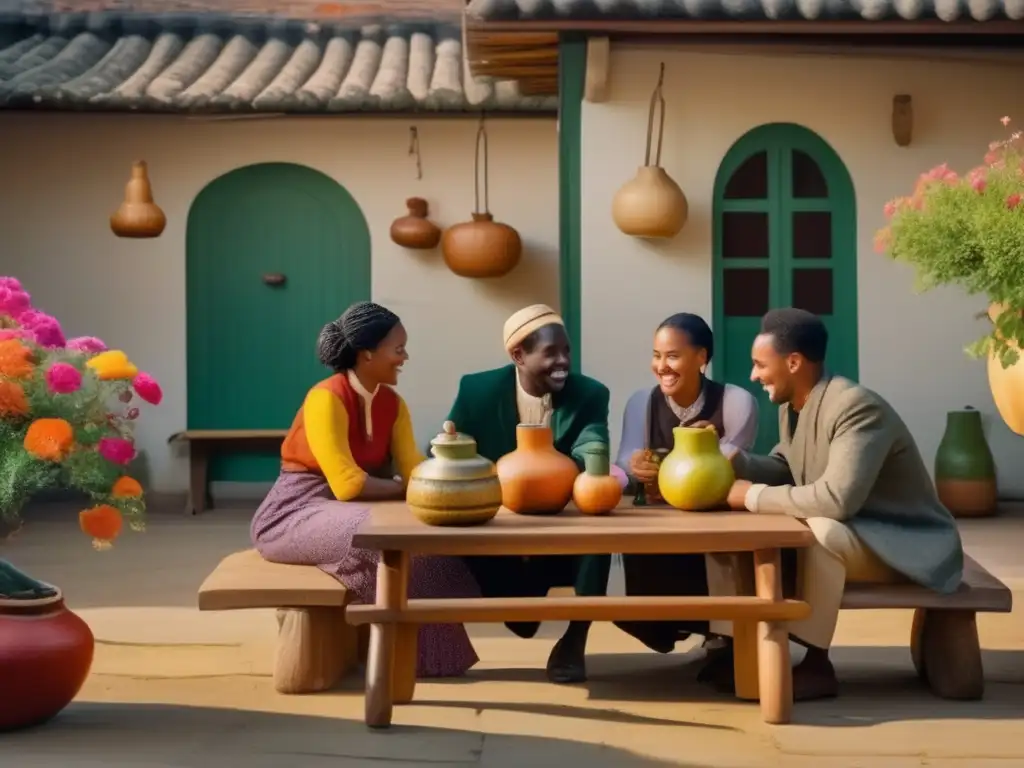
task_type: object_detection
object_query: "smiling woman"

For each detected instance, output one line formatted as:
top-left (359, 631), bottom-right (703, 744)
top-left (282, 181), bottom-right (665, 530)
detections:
top-left (247, 300), bottom-right (483, 680)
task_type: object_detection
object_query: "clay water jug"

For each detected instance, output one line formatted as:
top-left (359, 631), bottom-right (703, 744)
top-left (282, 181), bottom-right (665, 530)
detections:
top-left (934, 407), bottom-right (998, 518)
top-left (406, 421), bottom-right (502, 526)
top-left (657, 426), bottom-right (734, 511)
top-left (496, 424), bottom-right (578, 515)
top-left (390, 197), bottom-right (441, 250)
top-left (0, 583), bottom-right (94, 731)
top-left (572, 447), bottom-right (623, 515)
top-left (110, 161), bottom-right (166, 238)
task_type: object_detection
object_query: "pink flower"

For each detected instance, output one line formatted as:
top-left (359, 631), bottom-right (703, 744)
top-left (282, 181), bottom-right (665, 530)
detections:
top-left (98, 437), bottom-right (136, 465)
top-left (66, 336), bottom-right (107, 354)
top-left (132, 372), bottom-right (163, 406)
top-left (16, 309), bottom-right (65, 348)
top-left (0, 329), bottom-right (26, 342)
top-left (0, 281), bottom-right (31, 318)
top-left (1001, 115), bottom-right (1011, 127)
top-left (883, 200), bottom-right (897, 219)
top-left (1008, 194), bottom-right (1022, 210)
top-left (972, 176), bottom-right (987, 193)
top-left (45, 362), bottom-right (82, 394)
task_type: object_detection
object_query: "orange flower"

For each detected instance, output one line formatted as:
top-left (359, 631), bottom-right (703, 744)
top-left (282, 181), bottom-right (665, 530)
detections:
top-left (0, 379), bottom-right (28, 417)
top-left (0, 339), bottom-right (33, 379)
top-left (23, 418), bottom-right (75, 461)
top-left (80, 505), bottom-right (123, 550)
top-left (111, 476), bottom-right (143, 498)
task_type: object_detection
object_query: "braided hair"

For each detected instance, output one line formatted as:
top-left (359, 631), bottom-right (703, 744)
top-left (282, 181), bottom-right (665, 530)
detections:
top-left (317, 301), bottom-right (401, 372)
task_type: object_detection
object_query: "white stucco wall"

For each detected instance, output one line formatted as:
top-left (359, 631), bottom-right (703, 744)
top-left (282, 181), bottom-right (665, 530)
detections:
top-left (0, 112), bottom-right (559, 494)
top-left (582, 45), bottom-right (1024, 497)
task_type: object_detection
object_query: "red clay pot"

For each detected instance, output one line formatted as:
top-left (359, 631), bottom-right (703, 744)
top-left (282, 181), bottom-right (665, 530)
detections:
top-left (0, 588), bottom-right (95, 731)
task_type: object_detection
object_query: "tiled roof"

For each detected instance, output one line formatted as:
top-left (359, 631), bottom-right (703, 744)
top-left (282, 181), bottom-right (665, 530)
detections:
top-left (465, 0), bottom-right (1024, 22)
top-left (0, 14), bottom-right (558, 112)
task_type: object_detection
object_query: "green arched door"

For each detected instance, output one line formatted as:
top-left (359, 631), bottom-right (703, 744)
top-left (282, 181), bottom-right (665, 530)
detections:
top-left (186, 162), bottom-right (371, 482)
top-left (712, 124), bottom-right (858, 454)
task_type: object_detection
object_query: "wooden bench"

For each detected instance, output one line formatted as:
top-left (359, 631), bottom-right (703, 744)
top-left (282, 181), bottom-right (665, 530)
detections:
top-left (169, 429), bottom-right (287, 515)
top-left (197, 549), bottom-right (368, 694)
top-left (840, 554), bottom-right (1012, 700)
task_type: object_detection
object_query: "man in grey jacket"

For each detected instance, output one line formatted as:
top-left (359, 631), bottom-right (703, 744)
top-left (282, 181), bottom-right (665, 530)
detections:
top-left (710, 308), bottom-right (964, 701)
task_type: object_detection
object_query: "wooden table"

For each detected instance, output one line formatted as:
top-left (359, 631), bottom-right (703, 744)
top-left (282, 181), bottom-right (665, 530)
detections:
top-left (346, 502), bottom-right (815, 728)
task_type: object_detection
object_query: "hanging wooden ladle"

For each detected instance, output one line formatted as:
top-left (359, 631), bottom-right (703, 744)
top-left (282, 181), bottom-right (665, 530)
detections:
top-left (441, 116), bottom-right (522, 278)
top-left (611, 63), bottom-right (688, 239)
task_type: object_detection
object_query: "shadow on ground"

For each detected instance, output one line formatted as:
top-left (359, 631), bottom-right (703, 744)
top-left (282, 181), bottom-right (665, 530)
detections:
top-left (3, 702), bottom-right (706, 768)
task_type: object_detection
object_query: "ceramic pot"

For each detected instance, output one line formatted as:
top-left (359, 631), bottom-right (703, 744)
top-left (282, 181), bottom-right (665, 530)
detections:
top-left (441, 213), bottom-right (522, 278)
top-left (0, 586), bottom-right (95, 731)
top-left (110, 161), bottom-right (166, 239)
top-left (407, 421), bottom-right (502, 526)
top-left (986, 303), bottom-right (1024, 437)
top-left (496, 424), bottom-right (578, 515)
top-left (572, 449), bottom-right (623, 515)
top-left (612, 166), bottom-right (688, 239)
top-left (657, 426), bottom-right (734, 511)
top-left (934, 407), bottom-right (998, 518)
top-left (390, 197), bottom-right (441, 250)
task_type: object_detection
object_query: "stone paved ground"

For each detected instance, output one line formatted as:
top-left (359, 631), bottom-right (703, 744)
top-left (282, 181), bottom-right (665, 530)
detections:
top-left (2, 499), bottom-right (1023, 767)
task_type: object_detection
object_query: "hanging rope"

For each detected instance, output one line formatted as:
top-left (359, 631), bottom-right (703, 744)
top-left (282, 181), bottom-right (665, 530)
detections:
top-left (474, 113), bottom-right (489, 215)
top-left (644, 62), bottom-right (667, 168)
top-left (408, 126), bottom-right (422, 180)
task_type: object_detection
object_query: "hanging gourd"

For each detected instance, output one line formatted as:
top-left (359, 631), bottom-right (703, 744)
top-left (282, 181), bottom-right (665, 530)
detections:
top-left (441, 117), bottom-right (522, 278)
top-left (110, 161), bottom-right (166, 239)
top-left (611, 63), bottom-right (688, 240)
top-left (391, 197), bottom-right (441, 249)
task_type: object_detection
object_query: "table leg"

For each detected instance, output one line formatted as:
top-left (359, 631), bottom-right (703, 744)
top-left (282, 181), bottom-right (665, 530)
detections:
top-left (393, 625), bottom-right (418, 704)
top-left (754, 548), bottom-right (792, 724)
top-left (187, 442), bottom-right (210, 516)
top-left (365, 550), bottom-right (408, 728)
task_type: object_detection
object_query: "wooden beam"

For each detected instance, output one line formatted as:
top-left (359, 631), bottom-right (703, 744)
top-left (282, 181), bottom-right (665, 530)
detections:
top-left (466, 19), bottom-right (1024, 35)
top-left (584, 36), bottom-right (610, 102)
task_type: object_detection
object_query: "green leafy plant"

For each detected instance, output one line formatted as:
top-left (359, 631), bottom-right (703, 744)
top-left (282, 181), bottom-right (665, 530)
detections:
top-left (875, 116), bottom-right (1024, 368)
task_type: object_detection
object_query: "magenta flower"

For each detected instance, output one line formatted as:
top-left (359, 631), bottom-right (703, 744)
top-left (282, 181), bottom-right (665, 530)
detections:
top-left (98, 437), bottom-right (136, 465)
top-left (45, 362), bottom-right (82, 394)
top-left (66, 336), bottom-right (107, 354)
top-left (133, 372), bottom-right (163, 405)
top-left (0, 280), bottom-right (31, 318)
top-left (0, 329), bottom-right (27, 342)
top-left (16, 309), bottom-right (65, 348)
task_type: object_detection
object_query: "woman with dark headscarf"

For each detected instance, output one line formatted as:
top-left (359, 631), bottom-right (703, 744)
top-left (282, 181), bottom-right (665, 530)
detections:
top-left (251, 301), bottom-right (480, 677)
top-left (613, 312), bottom-right (758, 654)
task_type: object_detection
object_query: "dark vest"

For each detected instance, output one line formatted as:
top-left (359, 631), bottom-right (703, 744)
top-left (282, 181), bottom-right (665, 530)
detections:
top-left (645, 377), bottom-right (726, 454)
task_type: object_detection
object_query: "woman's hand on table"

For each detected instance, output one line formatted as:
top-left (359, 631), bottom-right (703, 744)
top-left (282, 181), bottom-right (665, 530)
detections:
top-left (726, 479), bottom-right (752, 511)
top-left (629, 450), bottom-right (660, 483)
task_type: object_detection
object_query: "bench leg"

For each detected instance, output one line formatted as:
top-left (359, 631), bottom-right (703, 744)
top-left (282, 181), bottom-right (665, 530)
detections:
top-left (732, 621), bottom-right (759, 701)
top-left (393, 624), bottom-right (418, 704)
top-left (754, 548), bottom-right (792, 724)
top-left (274, 607), bottom-right (354, 694)
top-left (913, 608), bottom-right (985, 700)
top-left (187, 442), bottom-right (211, 516)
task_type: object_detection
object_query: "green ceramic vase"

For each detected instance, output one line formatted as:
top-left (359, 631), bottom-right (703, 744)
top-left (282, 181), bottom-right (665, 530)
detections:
top-left (657, 426), bottom-right (735, 511)
top-left (934, 407), bottom-right (998, 518)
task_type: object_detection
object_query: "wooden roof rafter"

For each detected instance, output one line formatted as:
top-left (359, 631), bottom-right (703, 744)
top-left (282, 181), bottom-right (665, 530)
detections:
top-left (463, 15), bottom-right (559, 97)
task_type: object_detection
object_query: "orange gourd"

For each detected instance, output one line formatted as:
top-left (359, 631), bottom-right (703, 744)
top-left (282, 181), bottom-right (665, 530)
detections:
top-left (572, 449), bottom-right (622, 515)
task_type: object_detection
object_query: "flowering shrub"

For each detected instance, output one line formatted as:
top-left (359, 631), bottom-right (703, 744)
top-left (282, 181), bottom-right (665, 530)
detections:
top-left (875, 116), bottom-right (1024, 368)
top-left (0, 277), bottom-right (162, 550)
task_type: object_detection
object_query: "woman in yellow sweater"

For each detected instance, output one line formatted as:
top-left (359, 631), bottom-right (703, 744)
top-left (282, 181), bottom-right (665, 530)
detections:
top-left (251, 302), bottom-right (480, 677)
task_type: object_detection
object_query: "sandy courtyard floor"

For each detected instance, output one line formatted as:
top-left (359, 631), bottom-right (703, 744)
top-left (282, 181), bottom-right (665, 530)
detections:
top-left (1, 499), bottom-right (1023, 767)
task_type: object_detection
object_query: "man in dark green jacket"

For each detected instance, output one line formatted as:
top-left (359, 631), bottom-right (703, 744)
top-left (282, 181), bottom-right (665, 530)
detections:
top-left (444, 304), bottom-right (612, 685)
